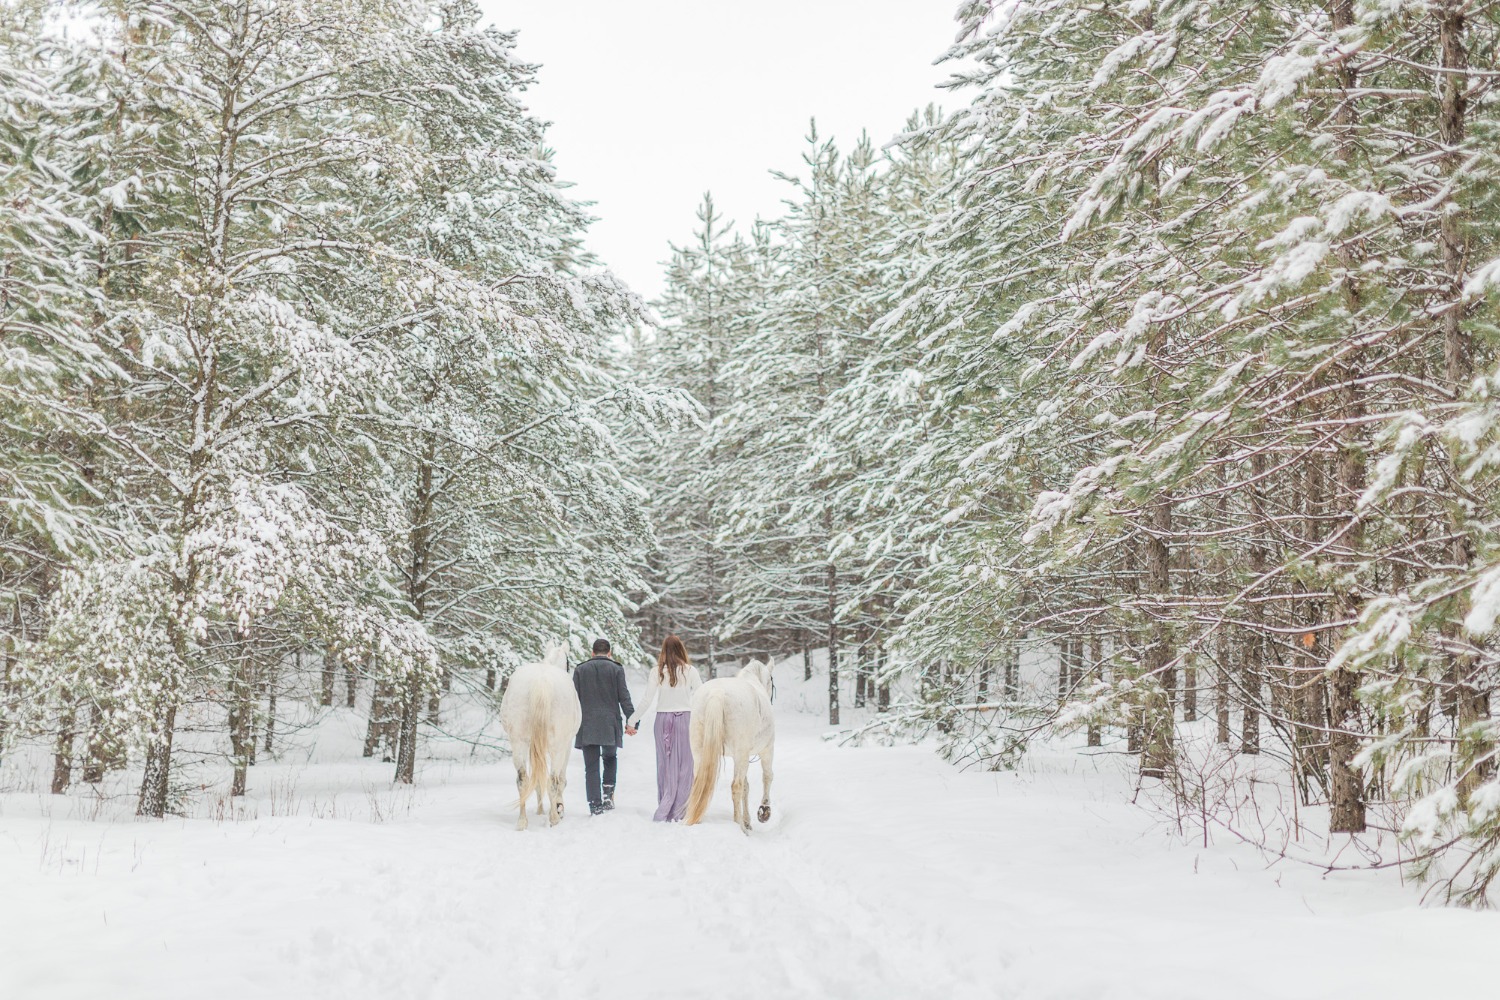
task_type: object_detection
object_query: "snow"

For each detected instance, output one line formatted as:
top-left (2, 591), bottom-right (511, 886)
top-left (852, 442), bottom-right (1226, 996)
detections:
top-left (2, 661), bottom-right (1496, 1000)
top-left (1464, 563), bottom-right (1500, 635)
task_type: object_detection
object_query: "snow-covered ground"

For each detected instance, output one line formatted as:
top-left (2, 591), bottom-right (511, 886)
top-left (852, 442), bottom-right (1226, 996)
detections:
top-left (1, 661), bottom-right (1495, 1000)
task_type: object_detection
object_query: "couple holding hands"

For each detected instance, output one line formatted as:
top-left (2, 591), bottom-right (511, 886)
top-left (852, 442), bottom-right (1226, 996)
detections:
top-left (572, 635), bottom-right (701, 820)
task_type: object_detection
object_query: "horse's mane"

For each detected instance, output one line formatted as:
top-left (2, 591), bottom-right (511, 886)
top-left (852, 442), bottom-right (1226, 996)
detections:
top-left (739, 660), bottom-right (770, 691)
top-left (538, 641), bottom-right (569, 672)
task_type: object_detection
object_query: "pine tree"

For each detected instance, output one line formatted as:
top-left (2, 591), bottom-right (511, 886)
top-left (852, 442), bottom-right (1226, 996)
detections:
top-left (639, 194), bottom-right (743, 676)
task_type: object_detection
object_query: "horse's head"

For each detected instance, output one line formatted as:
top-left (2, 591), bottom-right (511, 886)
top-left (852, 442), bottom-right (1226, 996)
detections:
top-left (540, 640), bottom-right (570, 671)
top-left (740, 659), bottom-right (772, 693)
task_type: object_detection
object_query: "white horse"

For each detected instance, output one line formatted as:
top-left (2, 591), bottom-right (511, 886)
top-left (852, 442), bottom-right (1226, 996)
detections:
top-left (498, 642), bottom-right (582, 830)
top-left (684, 659), bottom-right (775, 833)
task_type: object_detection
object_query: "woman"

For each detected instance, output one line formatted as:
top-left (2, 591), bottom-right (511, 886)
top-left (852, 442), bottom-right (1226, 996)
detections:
top-left (627, 634), bottom-right (702, 822)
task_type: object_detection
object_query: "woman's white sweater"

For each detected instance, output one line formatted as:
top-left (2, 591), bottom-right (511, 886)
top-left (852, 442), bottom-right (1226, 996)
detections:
top-left (628, 664), bottom-right (703, 725)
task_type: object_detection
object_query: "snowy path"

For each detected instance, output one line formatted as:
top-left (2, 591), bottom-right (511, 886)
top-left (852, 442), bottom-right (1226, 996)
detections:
top-left (2, 708), bottom-right (1496, 999)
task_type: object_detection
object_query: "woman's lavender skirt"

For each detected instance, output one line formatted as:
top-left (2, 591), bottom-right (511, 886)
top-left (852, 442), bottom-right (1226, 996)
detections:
top-left (653, 711), bottom-right (694, 822)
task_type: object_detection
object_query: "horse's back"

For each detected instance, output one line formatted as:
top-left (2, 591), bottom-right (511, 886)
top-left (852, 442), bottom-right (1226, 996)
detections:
top-left (497, 666), bottom-right (531, 736)
top-left (690, 675), bottom-right (771, 755)
top-left (690, 676), bottom-right (758, 716)
top-left (501, 663), bottom-right (580, 744)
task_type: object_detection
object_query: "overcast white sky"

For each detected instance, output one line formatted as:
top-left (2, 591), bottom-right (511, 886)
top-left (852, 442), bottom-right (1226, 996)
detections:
top-left (476, 2), bottom-right (961, 301)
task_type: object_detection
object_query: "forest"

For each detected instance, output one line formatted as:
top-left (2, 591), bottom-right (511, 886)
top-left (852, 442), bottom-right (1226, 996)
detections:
top-left (637, 0), bottom-right (1500, 903)
top-left (4, 0), bottom-right (1500, 910)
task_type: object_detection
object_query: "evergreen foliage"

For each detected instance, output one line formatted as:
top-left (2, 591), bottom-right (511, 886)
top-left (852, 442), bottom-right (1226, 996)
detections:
top-left (0, 0), bottom-right (675, 807)
top-left (640, 0), bottom-right (1500, 901)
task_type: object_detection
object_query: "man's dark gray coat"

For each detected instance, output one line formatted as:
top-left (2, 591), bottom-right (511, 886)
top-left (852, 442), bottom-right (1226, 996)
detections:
top-left (573, 655), bottom-right (635, 749)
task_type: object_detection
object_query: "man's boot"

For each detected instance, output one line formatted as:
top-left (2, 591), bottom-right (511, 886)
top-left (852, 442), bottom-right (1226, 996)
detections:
top-left (602, 784), bottom-right (616, 811)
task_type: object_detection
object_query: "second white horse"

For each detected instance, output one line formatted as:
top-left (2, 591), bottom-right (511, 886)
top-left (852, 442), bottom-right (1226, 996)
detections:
top-left (684, 659), bottom-right (775, 833)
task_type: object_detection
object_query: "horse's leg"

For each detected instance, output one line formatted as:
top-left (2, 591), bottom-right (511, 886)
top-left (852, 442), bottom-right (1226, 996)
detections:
top-left (514, 756), bottom-right (529, 832)
top-left (731, 753), bottom-right (750, 833)
top-left (534, 740), bottom-right (544, 814)
top-left (548, 740), bottom-right (568, 826)
top-left (546, 761), bottom-right (558, 827)
top-left (757, 744), bottom-right (774, 823)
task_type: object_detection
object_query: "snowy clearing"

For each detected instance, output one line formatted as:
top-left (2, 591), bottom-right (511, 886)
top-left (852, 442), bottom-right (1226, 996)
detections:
top-left (2, 667), bottom-right (1494, 1000)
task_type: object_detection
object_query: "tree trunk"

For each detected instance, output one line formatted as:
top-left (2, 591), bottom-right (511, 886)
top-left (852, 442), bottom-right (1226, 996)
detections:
top-left (1056, 637), bottom-right (1072, 704)
top-left (1239, 630), bottom-right (1261, 756)
top-left (1215, 627), bottom-right (1231, 744)
top-left (138, 607), bottom-right (189, 817)
top-left (81, 705), bottom-right (108, 784)
top-left (803, 641), bottom-right (812, 682)
top-left (395, 672), bottom-right (423, 784)
top-left (364, 680), bottom-right (395, 760)
top-left (394, 442), bottom-right (437, 782)
top-left (1328, 393), bottom-right (1367, 829)
top-left (1087, 633), bottom-right (1102, 747)
top-left (1141, 502), bottom-right (1175, 778)
top-left (137, 529), bottom-right (198, 815)
top-left (228, 647), bottom-right (254, 797)
top-left (875, 644), bottom-right (890, 713)
top-left (0, 602), bottom-right (19, 766)
top-left (229, 739), bottom-right (248, 796)
top-left (704, 528), bottom-right (719, 682)
top-left (1242, 448), bottom-right (1270, 758)
top-left (248, 652), bottom-right (261, 766)
top-left (1182, 657), bottom-right (1197, 723)
top-left (1457, 688), bottom-right (1493, 802)
top-left (1435, 0), bottom-right (1490, 806)
top-left (858, 628), bottom-right (876, 708)
top-left (1317, 0), bottom-right (1368, 838)
top-left (826, 563), bottom-right (839, 726)
top-left (51, 697), bottom-right (76, 795)
top-left (1290, 445), bottom-right (1327, 802)
top-left (264, 653), bottom-right (281, 755)
top-left (320, 652), bottom-right (336, 707)
top-left (345, 654), bottom-right (359, 708)
top-left (1438, 0), bottom-right (1470, 394)
top-left (1328, 665), bottom-right (1366, 832)
top-left (137, 701), bottom-right (178, 817)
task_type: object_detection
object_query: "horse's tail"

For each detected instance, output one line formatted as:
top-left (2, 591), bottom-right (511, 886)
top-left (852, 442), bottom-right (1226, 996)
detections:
top-left (684, 699), bottom-right (725, 825)
top-left (516, 679), bottom-right (553, 808)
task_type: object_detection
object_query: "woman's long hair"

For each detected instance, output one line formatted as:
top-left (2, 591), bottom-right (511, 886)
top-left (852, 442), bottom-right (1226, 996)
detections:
top-left (657, 634), bottom-right (690, 687)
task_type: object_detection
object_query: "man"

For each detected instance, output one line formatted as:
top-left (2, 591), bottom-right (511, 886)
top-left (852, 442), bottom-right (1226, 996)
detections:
top-left (573, 638), bottom-right (636, 815)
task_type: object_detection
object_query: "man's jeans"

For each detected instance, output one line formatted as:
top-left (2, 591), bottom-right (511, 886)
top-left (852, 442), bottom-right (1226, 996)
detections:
top-left (582, 744), bottom-right (617, 808)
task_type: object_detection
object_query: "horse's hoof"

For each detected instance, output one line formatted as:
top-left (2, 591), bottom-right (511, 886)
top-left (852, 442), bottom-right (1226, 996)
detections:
top-left (516, 820), bottom-right (528, 832)
top-left (757, 805), bottom-right (771, 823)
